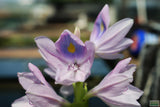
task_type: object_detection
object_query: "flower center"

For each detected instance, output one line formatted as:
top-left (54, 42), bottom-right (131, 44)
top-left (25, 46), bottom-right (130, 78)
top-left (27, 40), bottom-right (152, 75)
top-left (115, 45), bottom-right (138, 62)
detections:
top-left (68, 63), bottom-right (79, 72)
top-left (68, 43), bottom-right (76, 53)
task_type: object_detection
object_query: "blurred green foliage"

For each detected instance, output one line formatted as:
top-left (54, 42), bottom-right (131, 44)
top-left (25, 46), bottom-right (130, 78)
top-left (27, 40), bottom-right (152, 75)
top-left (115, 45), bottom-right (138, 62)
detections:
top-left (0, 36), bottom-right (35, 48)
top-left (0, 34), bottom-right (89, 48)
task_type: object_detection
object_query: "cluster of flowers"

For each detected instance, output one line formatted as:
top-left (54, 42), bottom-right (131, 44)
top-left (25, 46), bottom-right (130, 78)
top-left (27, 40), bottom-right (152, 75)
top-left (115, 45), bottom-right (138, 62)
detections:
top-left (12, 4), bottom-right (143, 107)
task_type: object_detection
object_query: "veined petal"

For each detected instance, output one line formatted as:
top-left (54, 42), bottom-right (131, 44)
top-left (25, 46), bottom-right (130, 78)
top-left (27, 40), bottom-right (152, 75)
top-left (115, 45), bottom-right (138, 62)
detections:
top-left (15, 64), bottom-right (67, 107)
top-left (34, 30), bottom-right (94, 86)
top-left (55, 30), bottom-right (86, 62)
top-left (28, 63), bottom-right (50, 87)
top-left (98, 38), bottom-right (133, 52)
top-left (96, 38), bottom-right (132, 58)
top-left (54, 59), bottom-right (92, 85)
top-left (96, 34), bottom-right (133, 59)
top-left (87, 58), bottom-right (143, 107)
top-left (12, 96), bottom-right (35, 107)
top-left (90, 5), bottom-right (134, 60)
top-left (38, 45), bottom-right (68, 81)
top-left (55, 68), bottom-right (87, 85)
top-left (18, 72), bottom-right (41, 90)
top-left (18, 63), bottom-right (51, 90)
top-left (97, 85), bottom-right (143, 107)
top-left (97, 58), bottom-right (133, 86)
top-left (35, 36), bottom-right (57, 56)
top-left (114, 38), bottom-right (133, 50)
top-left (96, 18), bottom-right (133, 49)
top-left (39, 48), bottom-right (67, 72)
top-left (26, 84), bottom-right (68, 107)
top-left (53, 41), bottom-right (94, 85)
top-left (90, 4), bottom-right (110, 42)
top-left (35, 37), bottom-right (67, 64)
top-left (77, 41), bottom-right (95, 65)
top-left (92, 64), bottom-right (136, 97)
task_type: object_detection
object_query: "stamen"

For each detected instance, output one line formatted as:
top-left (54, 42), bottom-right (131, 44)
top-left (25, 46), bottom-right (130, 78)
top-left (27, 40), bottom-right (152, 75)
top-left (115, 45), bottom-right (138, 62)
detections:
top-left (68, 63), bottom-right (79, 72)
top-left (68, 43), bottom-right (76, 53)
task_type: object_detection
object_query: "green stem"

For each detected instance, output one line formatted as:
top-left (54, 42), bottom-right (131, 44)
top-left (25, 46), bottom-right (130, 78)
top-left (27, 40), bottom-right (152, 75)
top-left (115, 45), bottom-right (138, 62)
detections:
top-left (73, 82), bottom-right (85, 102)
top-left (64, 82), bottom-right (94, 107)
top-left (70, 82), bottom-right (89, 107)
top-left (83, 92), bottom-right (93, 102)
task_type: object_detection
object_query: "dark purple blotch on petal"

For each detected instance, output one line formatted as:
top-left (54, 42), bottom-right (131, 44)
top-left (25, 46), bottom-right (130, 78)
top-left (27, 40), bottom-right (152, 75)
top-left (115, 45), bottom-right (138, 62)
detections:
top-left (55, 31), bottom-right (86, 60)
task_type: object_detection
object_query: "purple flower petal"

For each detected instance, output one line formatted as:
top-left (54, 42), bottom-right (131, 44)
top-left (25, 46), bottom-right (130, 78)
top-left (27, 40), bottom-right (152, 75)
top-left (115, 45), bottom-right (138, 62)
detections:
top-left (17, 63), bottom-right (51, 90)
top-left (97, 85), bottom-right (143, 107)
top-left (38, 46), bottom-right (67, 79)
top-left (90, 5), bottom-right (134, 60)
top-left (18, 72), bottom-right (41, 90)
top-left (53, 41), bottom-right (94, 85)
top-left (26, 84), bottom-right (67, 107)
top-left (14, 64), bottom-right (68, 107)
top-left (90, 4), bottom-right (110, 42)
top-left (12, 96), bottom-right (35, 107)
top-left (35, 30), bottom-right (94, 85)
top-left (28, 63), bottom-right (50, 87)
top-left (77, 41), bottom-right (95, 65)
top-left (88, 58), bottom-right (143, 107)
top-left (97, 58), bottom-right (133, 86)
top-left (96, 18), bottom-right (133, 49)
top-left (34, 36), bottom-right (57, 56)
top-left (92, 18), bottom-right (133, 59)
top-left (98, 38), bottom-right (133, 52)
top-left (54, 64), bottom-right (89, 85)
top-left (35, 36), bottom-right (67, 64)
top-left (55, 30), bottom-right (86, 62)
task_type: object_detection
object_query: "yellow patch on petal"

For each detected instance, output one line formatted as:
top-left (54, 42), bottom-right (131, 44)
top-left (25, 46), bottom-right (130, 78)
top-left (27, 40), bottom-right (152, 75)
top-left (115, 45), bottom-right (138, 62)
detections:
top-left (101, 22), bottom-right (104, 32)
top-left (68, 43), bottom-right (76, 53)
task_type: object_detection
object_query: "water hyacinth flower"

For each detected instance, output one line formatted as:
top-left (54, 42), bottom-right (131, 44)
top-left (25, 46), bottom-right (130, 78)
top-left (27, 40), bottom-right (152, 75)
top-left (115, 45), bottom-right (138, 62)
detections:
top-left (12, 63), bottom-right (69, 107)
top-left (35, 29), bottom-right (95, 85)
top-left (85, 58), bottom-right (143, 107)
top-left (90, 4), bottom-right (134, 59)
top-left (12, 4), bottom-right (143, 107)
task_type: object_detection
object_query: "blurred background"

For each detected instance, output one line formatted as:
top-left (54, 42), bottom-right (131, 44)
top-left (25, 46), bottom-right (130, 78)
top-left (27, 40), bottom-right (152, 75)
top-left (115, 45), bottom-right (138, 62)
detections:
top-left (0, 0), bottom-right (160, 107)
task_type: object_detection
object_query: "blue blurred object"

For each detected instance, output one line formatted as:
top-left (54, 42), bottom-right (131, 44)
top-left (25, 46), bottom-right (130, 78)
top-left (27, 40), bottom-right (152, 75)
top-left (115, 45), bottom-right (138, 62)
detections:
top-left (130, 29), bottom-right (159, 56)
top-left (130, 29), bottom-right (145, 56)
